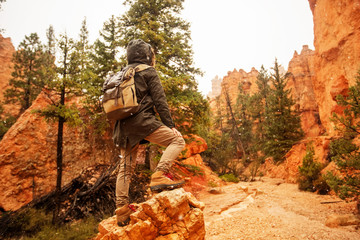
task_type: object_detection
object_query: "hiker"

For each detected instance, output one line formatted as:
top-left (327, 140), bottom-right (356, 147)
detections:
top-left (113, 39), bottom-right (186, 226)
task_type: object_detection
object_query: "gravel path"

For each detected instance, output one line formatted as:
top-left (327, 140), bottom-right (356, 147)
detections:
top-left (198, 177), bottom-right (360, 240)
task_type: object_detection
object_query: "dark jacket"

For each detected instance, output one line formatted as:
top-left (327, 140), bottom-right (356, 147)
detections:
top-left (113, 39), bottom-right (175, 149)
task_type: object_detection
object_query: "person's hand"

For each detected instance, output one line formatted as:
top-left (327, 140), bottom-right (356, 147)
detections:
top-left (171, 128), bottom-right (182, 138)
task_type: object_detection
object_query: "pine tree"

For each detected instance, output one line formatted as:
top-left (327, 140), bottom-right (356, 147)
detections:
top-left (35, 33), bottom-right (83, 224)
top-left (251, 66), bottom-right (271, 154)
top-left (118, 0), bottom-right (208, 134)
top-left (263, 59), bottom-right (303, 162)
top-left (234, 83), bottom-right (254, 161)
top-left (91, 15), bottom-right (122, 79)
top-left (326, 70), bottom-right (360, 211)
top-left (84, 17), bottom-right (118, 134)
top-left (5, 33), bottom-right (48, 114)
top-left (298, 143), bottom-right (323, 192)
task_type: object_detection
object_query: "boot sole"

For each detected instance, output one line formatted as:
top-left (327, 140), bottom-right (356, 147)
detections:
top-left (117, 217), bottom-right (130, 227)
top-left (150, 182), bottom-right (185, 192)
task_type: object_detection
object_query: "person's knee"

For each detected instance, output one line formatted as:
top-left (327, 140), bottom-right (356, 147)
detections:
top-left (176, 135), bottom-right (185, 149)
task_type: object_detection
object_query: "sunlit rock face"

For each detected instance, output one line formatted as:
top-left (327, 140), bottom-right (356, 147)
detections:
top-left (209, 68), bottom-right (259, 122)
top-left (308, 0), bottom-right (360, 136)
top-left (0, 92), bottom-right (115, 211)
top-left (95, 188), bottom-right (206, 240)
top-left (287, 45), bottom-right (325, 137)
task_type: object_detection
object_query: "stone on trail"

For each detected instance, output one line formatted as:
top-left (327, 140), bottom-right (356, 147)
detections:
top-left (95, 188), bottom-right (205, 240)
top-left (325, 214), bottom-right (360, 228)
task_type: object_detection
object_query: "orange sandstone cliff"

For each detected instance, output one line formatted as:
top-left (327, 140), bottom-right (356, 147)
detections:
top-left (265, 0), bottom-right (360, 182)
top-left (309, 0), bottom-right (360, 136)
top-left (287, 45), bottom-right (325, 138)
top-left (0, 92), bottom-right (116, 211)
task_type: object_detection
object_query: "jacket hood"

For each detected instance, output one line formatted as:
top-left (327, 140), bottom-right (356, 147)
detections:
top-left (127, 39), bottom-right (154, 65)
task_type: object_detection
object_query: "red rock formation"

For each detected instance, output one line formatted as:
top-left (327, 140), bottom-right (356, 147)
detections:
top-left (0, 35), bottom-right (19, 116)
top-left (0, 35), bottom-right (14, 101)
top-left (209, 68), bottom-right (259, 119)
top-left (287, 45), bottom-right (325, 137)
top-left (309, 0), bottom-right (360, 136)
top-left (262, 136), bottom-right (332, 183)
top-left (95, 188), bottom-right (205, 240)
top-left (181, 135), bottom-right (208, 159)
top-left (0, 92), bottom-right (116, 211)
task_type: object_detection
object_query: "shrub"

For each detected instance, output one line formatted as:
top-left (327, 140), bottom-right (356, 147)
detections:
top-left (219, 173), bottom-right (239, 183)
top-left (298, 143), bottom-right (329, 193)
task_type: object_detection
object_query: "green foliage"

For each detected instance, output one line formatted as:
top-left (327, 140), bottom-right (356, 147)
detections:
top-left (118, 0), bottom-right (208, 135)
top-left (298, 143), bottom-right (328, 193)
top-left (252, 66), bottom-right (271, 149)
top-left (208, 181), bottom-right (218, 188)
top-left (0, 103), bottom-right (16, 140)
top-left (5, 33), bottom-right (49, 113)
top-left (263, 59), bottom-right (303, 162)
top-left (33, 103), bottom-right (83, 127)
top-left (199, 127), bottom-right (237, 175)
top-left (90, 15), bottom-right (122, 79)
top-left (35, 33), bottom-right (83, 127)
top-left (234, 83), bottom-right (254, 159)
top-left (326, 70), bottom-right (360, 203)
top-left (0, 208), bottom-right (52, 238)
top-left (219, 173), bottom-right (239, 183)
top-left (0, 208), bottom-right (99, 240)
top-left (182, 164), bottom-right (204, 176)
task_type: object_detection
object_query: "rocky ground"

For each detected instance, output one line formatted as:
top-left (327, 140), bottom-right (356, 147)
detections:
top-left (197, 177), bottom-right (360, 240)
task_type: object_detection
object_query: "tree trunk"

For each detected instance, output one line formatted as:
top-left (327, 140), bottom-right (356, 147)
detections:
top-left (224, 87), bottom-right (246, 159)
top-left (53, 83), bottom-right (66, 224)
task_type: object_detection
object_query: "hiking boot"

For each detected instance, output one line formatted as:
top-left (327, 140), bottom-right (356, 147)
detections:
top-left (149, 171), bottom-right (185, 192)
top-left (115, 204), bottom-right (136, 227)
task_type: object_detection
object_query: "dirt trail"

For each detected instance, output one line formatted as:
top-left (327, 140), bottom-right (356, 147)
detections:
top-left (197, 177), bottom-right (360, 240)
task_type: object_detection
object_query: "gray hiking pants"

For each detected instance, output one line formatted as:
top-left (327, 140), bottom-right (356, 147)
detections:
top-left (115, 126), bottom-right (185, 207)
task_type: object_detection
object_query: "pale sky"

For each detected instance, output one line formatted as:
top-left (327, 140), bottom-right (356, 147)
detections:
top-left (0, 0), bottom-right (314, 95)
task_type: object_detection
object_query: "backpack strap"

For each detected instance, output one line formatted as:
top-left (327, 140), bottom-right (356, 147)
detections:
top-left (133, 64), bottom-right (152, 106)
top-left (134, 64), bottom-right (152, 72)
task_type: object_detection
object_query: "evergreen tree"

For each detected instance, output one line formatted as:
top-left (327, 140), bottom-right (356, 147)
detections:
top-left (118, 0), bottom-right (208, 134)
top-left (263, 59), bottom-right (303, 162)
top-left (251, 66), bottom-right (271, 155)
top-left (5, 33), bottom-right (47, 114)
top-left (234, 83), bottom-right (254, 161)
top-left (326, 70), bottom-right (360, 211)
top-left (46, 25), bottom-right (56, 55)
top-left (91, 15), bottom-right (122, 79)
top-left (0, 103), bottom-right (16, 140)
top-left (75, 18), bottom-right (93, 85)
top-left (35, 33), bottom-right (83, 223)
top-left (298, 143), bottom-right (323, 192)
top-left (85, 17), bottom-right (119, 134)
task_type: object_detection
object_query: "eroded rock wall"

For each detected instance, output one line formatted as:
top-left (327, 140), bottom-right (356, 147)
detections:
top-left (287, 45), bottom-right (325, 137)
top-left (0, 92), bottom-right (115, 211)
top-left (210, 68), bottom-right (259, 120)
top-left (309, 0), bottom-right (360, 135)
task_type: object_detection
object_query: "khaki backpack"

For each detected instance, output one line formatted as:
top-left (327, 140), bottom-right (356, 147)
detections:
top-left (102, 64), bottom-right (151, 120)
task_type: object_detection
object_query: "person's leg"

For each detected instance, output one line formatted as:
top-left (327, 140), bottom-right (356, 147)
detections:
top-left (145, 126), bottom-right (186, 191)
top-left (145, 126), bottom-right (185, 172)
top-left (115, 144), bottom-right (138, 226)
